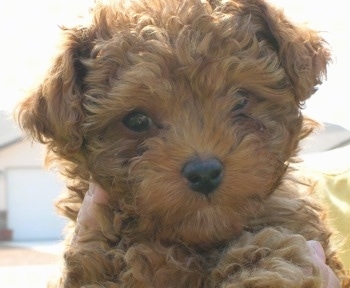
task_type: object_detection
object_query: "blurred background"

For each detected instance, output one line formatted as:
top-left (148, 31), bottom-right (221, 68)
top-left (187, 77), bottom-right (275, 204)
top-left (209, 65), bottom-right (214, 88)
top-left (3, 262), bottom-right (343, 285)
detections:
top-left (0, 0), bottom-right (349, 287)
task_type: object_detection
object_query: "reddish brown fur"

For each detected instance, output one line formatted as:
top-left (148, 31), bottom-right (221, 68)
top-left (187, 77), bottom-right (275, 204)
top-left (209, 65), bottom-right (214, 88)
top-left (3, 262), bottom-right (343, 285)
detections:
top-left (17, 0), bottom-right (349, 287)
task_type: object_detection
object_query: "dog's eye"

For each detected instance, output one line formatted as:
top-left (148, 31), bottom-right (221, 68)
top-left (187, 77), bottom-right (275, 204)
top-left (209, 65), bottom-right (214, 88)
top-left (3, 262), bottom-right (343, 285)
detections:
top-left (232, 90), bottom-right (249, 112)
top-left (232, 97), bottom-right (249, 111)
top-left (123, 111), bottom-right (153, 132)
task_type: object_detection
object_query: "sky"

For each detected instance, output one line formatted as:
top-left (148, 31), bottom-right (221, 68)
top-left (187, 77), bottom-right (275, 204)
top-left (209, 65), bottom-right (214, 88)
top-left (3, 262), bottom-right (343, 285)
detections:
top-left (0, 0), bottom-right (349, 130)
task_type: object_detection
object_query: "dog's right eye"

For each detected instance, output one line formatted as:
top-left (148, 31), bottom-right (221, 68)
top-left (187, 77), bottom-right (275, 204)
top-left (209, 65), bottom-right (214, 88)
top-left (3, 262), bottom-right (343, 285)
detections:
top-left (232, 90), bottom-right (250, 113)
top-left (122, 111), bottom-right (153, 132)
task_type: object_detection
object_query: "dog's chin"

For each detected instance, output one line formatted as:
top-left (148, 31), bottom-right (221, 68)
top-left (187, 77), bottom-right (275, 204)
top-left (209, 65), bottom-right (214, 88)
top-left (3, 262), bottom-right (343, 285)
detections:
top-left (175, 208), bottom-right (246, 247)
top-left (137, 204), bottom-right (253, 248)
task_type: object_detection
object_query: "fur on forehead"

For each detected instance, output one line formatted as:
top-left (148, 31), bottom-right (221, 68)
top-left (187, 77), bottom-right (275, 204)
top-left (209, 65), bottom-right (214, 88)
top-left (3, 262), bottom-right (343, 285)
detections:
top-left (84, 0), bottom-right (330, 99)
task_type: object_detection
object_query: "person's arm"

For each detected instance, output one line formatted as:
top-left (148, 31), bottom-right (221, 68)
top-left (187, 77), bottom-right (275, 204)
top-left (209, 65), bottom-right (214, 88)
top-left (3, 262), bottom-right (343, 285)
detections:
top-left (72, 182), bottom-right (109, 243)
top-left (307, 240), bottom-right (341, 288)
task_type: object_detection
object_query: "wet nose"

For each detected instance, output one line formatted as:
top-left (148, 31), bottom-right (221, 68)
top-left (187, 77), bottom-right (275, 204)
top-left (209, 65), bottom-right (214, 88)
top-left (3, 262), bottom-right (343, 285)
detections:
top-left (182, 157), bottom-right (223, 195)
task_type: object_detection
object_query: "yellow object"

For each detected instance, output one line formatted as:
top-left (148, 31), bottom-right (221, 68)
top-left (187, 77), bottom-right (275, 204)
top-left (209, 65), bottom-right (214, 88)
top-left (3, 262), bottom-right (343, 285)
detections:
top-left (300, 145), bottom-right (350, 270)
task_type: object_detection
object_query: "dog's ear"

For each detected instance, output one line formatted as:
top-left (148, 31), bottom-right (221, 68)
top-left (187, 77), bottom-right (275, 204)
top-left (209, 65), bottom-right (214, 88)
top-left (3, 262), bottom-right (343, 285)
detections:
top-left (16, 27), bottom-right (94, 158)
top-left (210, 0), bottom-right (331, 103)
top-left (250, 0), bottom-right (331, 103)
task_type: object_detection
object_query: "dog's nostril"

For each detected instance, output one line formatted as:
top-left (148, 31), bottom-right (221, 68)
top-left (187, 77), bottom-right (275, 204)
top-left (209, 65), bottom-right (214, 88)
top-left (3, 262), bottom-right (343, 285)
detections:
top-left (182, 157), bottom-right (223, 195)
top-left (188, 174), bottom-right (201, 185)
top-left (210, 169), bottom-right (221, 181)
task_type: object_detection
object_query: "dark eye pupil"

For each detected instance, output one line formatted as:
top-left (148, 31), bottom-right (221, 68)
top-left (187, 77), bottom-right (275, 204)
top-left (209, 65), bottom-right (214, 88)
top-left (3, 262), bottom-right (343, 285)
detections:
top-left (123, 112), bottom-right (152, 132)
top-left (232, 98), bottom-right (248, 112)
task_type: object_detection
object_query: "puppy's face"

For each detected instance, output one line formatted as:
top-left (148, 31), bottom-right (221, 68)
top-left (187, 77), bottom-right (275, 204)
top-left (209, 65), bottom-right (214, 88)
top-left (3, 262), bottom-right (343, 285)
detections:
top-left (18, 0), bottom-right (330, 246)
top-left (84, 39), bottom-right (295, 245)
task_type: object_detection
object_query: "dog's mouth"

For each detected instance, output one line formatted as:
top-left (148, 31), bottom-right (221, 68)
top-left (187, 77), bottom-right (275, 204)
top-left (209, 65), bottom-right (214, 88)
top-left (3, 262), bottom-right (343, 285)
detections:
top-left (129, 179), bottom-right (267, 246)
top-left (153, 205), bottom-right (251, 247)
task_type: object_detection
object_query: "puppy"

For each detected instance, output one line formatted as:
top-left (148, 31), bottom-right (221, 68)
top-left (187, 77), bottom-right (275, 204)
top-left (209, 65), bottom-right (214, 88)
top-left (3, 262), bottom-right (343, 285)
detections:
top-left (17, 0), bottom-right (350, 287)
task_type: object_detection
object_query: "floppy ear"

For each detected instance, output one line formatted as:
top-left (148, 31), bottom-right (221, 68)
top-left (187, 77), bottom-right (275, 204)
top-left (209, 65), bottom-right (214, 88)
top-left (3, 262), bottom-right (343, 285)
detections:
top-left (210, 0), bottom-right (331, 103)
top-left (247, 0), bottom-right (331, 102)
top-left (16, 27), bottom-right (94, 160)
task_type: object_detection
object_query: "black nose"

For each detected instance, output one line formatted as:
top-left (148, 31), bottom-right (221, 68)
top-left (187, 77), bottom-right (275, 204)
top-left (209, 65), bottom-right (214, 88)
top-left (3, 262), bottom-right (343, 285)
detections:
top-left (182, 157), bottom-right (223, 195)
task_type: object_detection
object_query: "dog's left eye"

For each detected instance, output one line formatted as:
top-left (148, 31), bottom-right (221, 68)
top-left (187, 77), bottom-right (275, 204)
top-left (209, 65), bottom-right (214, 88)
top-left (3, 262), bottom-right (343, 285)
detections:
top-left (232, 97), bottom-right (249, 112)
top-left (123, 111), bottom-right (153, 132)
top-left (231, 89), bottom-right (250, 113)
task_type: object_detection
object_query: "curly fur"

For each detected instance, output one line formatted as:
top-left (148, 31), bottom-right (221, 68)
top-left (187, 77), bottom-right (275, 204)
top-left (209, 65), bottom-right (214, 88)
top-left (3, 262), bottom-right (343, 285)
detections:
top-left (17, 0), bottom-right (349, 287)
